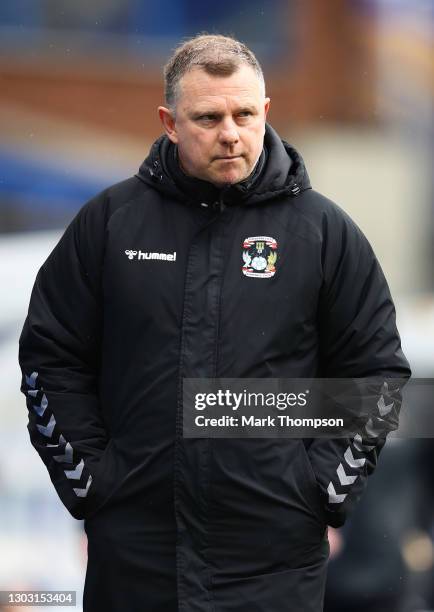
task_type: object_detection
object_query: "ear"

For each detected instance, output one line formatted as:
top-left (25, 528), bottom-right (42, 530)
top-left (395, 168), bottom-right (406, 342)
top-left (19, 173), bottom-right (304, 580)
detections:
top-left (158, 106), bottom-right (178, 144)
top-left (264, 97), bottom-right (271, 120)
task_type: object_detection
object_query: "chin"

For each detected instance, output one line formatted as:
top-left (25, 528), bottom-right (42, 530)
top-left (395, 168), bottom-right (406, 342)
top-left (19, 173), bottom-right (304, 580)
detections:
top-left (208, 160), bottom-right (250, 186)
top-left (214, 171), bottom-right (246, 186)
top-left (212, 178), bottom-right (238, 187)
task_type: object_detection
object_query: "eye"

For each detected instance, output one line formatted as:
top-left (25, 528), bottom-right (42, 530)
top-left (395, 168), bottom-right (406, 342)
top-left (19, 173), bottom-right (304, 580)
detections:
top-left (238, 111), bottom-right (252, 117)
top-left (198, 114), bottom-right (217, 122)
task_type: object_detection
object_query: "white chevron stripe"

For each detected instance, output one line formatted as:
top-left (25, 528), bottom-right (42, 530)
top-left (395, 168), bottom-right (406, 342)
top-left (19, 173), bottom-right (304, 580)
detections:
top-left (377, 395), bottom-right (394, 417)
top-left (26, 372), bottom-right (38, 388)
top-left (64, 458), bottom-right (84, 480)
top-left (27, 389), bottom-right (38, 398)
top-left (344, 446), bottom-right (366, 468)
top-left (337, 463), bottom-right (358, 486)
top-left (53, 442), bottom-right (73, 464)
top-left (32, 394), bottom-right (48, 417)
top-left (381, 381), bottom-right (389, 394)
top-left (73, 474), bottom-right (92, 498)
top-left (47, 434), bottom-right (66, 448)
top-left (365, 417), bottom-right (385, 438)
top-left (36, 414), bottom-right (56, 438)
top-left (353, 433), bottom-right (375, 453)
top-left (327, 481), bottom-right (347, 504)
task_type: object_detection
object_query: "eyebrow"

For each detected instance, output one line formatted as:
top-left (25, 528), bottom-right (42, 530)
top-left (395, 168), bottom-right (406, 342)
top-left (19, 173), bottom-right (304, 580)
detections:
top-left (190, 105), bottom-right (257, 119)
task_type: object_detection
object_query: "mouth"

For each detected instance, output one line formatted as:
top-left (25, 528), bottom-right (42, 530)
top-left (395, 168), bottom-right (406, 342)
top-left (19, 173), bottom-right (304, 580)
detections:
top-left (214, 155), bottom-right (242, 161)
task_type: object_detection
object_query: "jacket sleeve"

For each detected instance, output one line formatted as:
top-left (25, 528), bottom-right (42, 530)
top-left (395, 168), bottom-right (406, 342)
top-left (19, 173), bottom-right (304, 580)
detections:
top-left (19, 193), bottom-right (117, 520)
top-left (307, 204), bottom-right (411, 528)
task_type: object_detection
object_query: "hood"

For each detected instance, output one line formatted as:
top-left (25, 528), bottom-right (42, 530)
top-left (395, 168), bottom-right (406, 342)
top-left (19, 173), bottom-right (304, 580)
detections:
top-left (136, 123), bottom-right (311, 208)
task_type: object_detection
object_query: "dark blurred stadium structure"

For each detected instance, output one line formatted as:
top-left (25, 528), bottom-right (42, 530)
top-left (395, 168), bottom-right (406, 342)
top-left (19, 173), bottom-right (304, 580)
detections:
top-left (0, 1), bottom-right (433, 610)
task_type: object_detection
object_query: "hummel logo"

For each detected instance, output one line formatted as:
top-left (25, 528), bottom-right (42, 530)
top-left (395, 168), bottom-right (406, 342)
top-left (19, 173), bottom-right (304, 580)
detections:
top-left (125, 250), bottom-right (177, 262)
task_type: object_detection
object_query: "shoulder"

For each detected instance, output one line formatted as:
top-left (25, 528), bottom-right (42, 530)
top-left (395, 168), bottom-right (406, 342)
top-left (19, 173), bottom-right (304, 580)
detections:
top-left (56, 176), bottom-right (154, 265)
top-left (293, 189), bottom-right (362, 233)
top-left (286, 188), bottom-right (378, 278)
top-left (290, 188), bottom-right (371, 251)
top-left (80, 176), bottom-right (152, 222)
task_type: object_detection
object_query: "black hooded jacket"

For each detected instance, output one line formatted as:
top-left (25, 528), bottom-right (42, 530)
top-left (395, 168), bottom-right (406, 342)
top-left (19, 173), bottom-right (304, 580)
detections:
top-left (19, 124), bottom-right (411, 612)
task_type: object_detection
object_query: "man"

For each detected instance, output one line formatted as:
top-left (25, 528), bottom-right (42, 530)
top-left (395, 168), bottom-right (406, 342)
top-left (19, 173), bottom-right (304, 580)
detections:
top-left (19, 34), bottom-right (410, 611)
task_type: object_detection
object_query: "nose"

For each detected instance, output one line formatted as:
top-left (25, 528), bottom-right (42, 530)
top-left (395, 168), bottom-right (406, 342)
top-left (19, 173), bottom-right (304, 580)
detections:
top-left (218, 119), bottom-right (239, 146)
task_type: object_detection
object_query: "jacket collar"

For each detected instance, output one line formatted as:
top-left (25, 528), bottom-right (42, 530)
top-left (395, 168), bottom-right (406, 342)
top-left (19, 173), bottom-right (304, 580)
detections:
top-left (136, 123), bottom-right (311, 207)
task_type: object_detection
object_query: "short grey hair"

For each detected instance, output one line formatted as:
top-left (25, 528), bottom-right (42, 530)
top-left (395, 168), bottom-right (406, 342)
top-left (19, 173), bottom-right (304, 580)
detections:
top-left (163, 34), bottom-right (266, 110)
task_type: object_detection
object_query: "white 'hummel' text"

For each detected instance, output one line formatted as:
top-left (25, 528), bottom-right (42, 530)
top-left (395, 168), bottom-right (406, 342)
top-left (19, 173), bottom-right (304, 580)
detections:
top-left (125, 250), bottom-right (176, 261)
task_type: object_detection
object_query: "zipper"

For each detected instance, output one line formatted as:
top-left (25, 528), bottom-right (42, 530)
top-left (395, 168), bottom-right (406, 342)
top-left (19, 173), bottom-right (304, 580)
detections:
top-left (212, 184), bottom-right (230, 213)
top-left (207, 188), bottom-right (229, 607)
top-left (211, 187), bottom-right (230, 376)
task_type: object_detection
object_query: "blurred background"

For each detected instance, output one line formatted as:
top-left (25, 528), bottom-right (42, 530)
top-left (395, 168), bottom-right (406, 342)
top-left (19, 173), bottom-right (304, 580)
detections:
top-left (0, 0), bottom-right (433, 610)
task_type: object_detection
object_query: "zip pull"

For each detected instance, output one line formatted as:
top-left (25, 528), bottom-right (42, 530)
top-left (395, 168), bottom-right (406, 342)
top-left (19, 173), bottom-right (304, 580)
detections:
top-left (212, 198), bottom-right (226, 212)
top-left (213, 185), bottom-right (230, 212)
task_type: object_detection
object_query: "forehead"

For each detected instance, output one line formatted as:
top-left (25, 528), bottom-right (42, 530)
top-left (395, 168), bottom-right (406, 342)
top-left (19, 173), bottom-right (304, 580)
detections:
top-left (177, 64), bottom-right (263, 111)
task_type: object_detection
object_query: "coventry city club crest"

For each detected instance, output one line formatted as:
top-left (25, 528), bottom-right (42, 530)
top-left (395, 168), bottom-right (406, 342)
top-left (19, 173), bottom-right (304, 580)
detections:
top-left (242, 236), bottom-right (278, 278)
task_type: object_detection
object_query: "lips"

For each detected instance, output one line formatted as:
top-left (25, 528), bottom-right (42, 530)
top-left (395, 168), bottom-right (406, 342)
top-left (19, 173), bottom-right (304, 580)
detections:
top-left (214, 155), bottom-right (241, 161)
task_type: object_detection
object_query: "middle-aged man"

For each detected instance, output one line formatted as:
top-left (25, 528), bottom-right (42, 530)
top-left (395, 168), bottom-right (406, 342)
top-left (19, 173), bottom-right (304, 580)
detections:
top-left (19, 34), bottom-right (411, 611)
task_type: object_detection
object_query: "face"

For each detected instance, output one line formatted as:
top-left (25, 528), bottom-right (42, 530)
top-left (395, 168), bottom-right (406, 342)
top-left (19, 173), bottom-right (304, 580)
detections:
top-left (158, 64), bottom-right (270, 186)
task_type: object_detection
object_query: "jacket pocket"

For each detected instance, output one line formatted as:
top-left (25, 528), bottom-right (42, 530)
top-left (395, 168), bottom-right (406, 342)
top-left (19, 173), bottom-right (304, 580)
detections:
top-left (211, 554), bottom-right (329, 612)
top-left (83, 438), bottom-right (120, 520)
top-left (298, 439), bottom-right (327, 526)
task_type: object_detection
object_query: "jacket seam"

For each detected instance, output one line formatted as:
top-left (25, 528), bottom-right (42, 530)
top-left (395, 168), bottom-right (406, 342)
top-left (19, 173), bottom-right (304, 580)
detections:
top-left (174, 237), bottom-right (198, 610)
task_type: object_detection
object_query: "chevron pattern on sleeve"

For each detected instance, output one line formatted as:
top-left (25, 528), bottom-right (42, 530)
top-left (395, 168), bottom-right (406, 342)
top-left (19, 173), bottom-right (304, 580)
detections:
top-left (25, 371), bottom-right (93, 498)
top-left (326, 381), bottom-right (397, 505)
